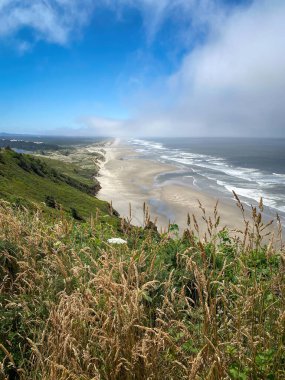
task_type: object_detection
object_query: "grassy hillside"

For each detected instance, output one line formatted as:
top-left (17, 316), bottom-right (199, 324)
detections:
top-left (35, 142), bottom-right (106, 179)
top-left (37, 156), bottom-right (99, 187)
top-left (0, 139), bottom-right (60, 151)
top-left (0, 177), bottom-right (284, 379)
top-left (0, 134), bottom-right (106, 152)
top-left (0, 148), bottom-right (116, 224)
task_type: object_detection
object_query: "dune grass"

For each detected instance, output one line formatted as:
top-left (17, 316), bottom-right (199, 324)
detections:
top-left (0, 194), bottom-right (284, 379)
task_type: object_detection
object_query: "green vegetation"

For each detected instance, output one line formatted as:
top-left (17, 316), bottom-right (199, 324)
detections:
top-left (0, 139), bottom-right (60, 152)
top-left (0, 148), bottom-right (115, 223)
top-left (0, 133), bottom-right (106, 152)
top-left (38, 156), bottom-right (99, 187)
top-left (0, 149), bottom-right (284, 379)
top-left (35, 143), bottom-right (106, 177)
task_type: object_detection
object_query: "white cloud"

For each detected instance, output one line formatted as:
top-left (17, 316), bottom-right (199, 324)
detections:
top-left (106, 0), bottom-right (220, 42)
top-left (118, 0), bottom-right (285, 137)
top-left (0, 0), bottom-right (95, 45)
top-left (0, 0), bottom-right (221, 47)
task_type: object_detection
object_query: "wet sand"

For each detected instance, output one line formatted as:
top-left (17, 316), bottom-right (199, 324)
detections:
top-left (97, 140), bottom-right (253, 235)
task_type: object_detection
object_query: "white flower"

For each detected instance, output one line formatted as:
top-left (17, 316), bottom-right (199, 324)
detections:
top-left (107, 238), bottom-right (127, 245)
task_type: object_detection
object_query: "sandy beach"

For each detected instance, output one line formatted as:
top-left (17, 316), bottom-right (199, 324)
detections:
top-left (97, 139), bottom-right (253, 235)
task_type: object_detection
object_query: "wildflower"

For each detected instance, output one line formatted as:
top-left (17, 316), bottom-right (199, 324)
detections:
top-left (107, 237), bottom-right (127, 244)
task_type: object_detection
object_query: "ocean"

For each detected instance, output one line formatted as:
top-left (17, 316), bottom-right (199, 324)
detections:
top-left (128, 137), bottom-right (285, 224)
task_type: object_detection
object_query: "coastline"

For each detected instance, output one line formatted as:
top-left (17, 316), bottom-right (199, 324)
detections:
top-left (97, 139), bottom-right (253, 234)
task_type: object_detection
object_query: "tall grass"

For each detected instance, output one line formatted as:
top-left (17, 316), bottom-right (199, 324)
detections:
top-left (0, 197), bottom-right (284, 379)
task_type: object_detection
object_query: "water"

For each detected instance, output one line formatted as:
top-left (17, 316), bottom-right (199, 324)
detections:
top-left (128, 137), bottom-right (285, 223)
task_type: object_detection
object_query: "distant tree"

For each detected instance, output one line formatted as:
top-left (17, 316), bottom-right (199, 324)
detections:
top-left (17, 155), bottom-right (31, 172)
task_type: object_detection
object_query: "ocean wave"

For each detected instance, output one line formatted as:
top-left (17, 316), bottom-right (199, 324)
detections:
top-left (216, 181), bottom-right (285, 213)
top-left (130, 139), bottom-right (166, 150)
top-left (163, 154), bottom-right (285, 187)
top-left (130, 140), bottom-right (285, 187)
top-left (273, 173), bottom-right (285, 179)
top-left (128, 138), bottom-right (285, 215)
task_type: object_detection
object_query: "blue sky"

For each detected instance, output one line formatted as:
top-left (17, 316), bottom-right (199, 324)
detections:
top-left (0, 0), bottom-right (284, 137)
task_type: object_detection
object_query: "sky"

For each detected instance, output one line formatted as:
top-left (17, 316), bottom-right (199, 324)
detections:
top-left (0, 0), bottom-right (284, 137)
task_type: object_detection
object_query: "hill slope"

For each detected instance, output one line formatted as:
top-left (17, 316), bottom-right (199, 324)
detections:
top-left (0, 148), bottom-right (116, 223)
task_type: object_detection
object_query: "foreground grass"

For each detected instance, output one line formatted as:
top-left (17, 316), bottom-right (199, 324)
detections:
top-left (0, 197), bottom-right (284, 379)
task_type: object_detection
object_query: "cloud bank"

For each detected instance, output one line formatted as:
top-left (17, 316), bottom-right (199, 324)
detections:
top-left (97, 0), bottom-right (285, 137)
top-left (163, 0), bottom-right (285, 137)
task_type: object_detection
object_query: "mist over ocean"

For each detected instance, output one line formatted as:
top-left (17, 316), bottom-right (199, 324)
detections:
top-left (129, 138), bottom-right (285, 223)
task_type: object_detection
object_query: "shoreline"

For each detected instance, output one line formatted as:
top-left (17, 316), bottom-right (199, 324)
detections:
top-left (97, 140), bottom-right (255, 234)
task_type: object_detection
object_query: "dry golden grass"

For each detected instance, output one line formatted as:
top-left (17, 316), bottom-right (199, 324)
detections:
top-left (0, 197), bottom-right (284, 379)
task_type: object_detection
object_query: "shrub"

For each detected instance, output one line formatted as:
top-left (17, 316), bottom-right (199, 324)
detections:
top-left (70, 207), bottom-right (85, 221)
top-left (45, 195), bottom-right (57, 209)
